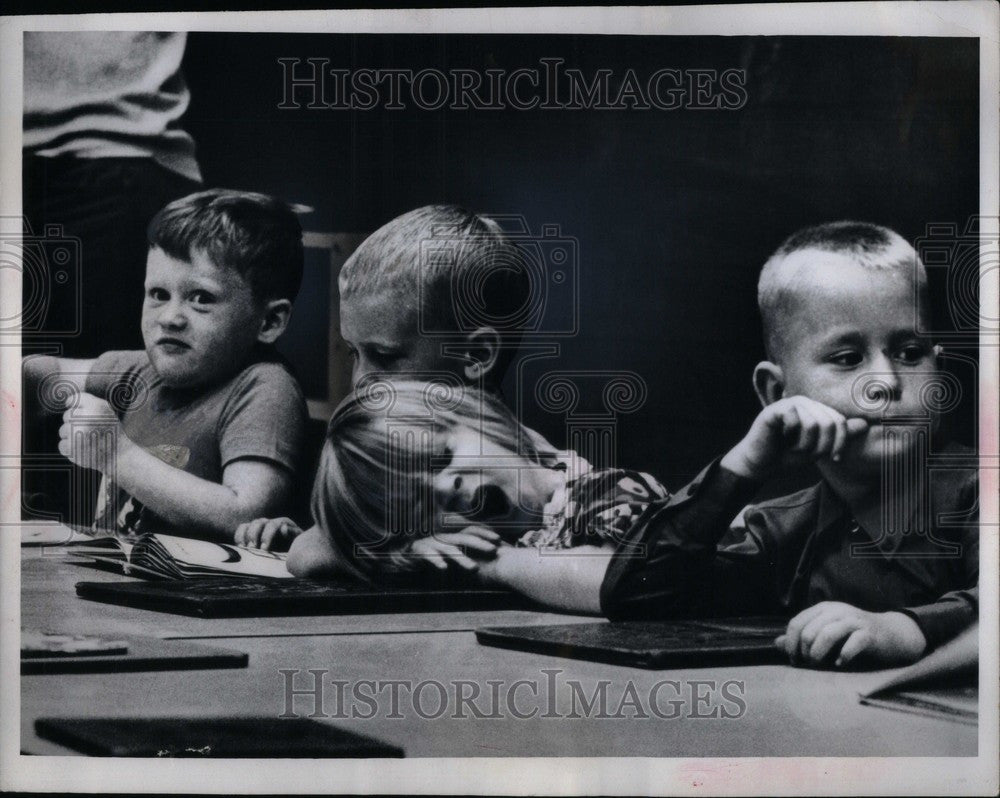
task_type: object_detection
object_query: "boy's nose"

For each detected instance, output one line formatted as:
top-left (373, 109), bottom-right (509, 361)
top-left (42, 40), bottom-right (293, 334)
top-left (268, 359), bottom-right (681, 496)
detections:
top-left (351, 359), bottom-right (373, 388)
top-left (157, 303), bottom-right (187, 329)
top-left (868, 353), bottom-right (903, 399)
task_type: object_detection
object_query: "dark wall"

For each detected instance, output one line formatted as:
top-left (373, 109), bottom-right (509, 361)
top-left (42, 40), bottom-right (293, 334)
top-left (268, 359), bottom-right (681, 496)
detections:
top-left (182, 34), bottom-right (980, 489)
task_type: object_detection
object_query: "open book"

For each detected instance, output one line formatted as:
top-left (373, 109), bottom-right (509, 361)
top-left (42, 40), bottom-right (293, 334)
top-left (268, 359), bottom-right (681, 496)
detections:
top-left (21, 523), bottom-right (291, 580)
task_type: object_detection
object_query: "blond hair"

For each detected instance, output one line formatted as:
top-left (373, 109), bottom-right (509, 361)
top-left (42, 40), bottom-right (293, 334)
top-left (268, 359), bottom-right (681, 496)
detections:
top-left (311, 379), bottom-right (554, 579)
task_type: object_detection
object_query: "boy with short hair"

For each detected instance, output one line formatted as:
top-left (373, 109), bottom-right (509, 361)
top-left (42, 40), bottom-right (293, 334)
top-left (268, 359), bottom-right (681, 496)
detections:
top-left (337, 204), bottom-right (529, 389)
top-left (236, 205), bottom-right (548, 567)
top-left (24, 189), bottom-right (309, 542)
top-left (596, 221), bottom-right (979, 667)
top-left (477, 221), bottom-right (978, 668)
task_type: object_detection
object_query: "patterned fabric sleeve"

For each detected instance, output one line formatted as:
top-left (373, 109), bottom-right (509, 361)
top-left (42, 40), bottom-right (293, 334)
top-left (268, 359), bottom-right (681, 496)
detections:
top-left (517, 468), bottom-right (670, 549)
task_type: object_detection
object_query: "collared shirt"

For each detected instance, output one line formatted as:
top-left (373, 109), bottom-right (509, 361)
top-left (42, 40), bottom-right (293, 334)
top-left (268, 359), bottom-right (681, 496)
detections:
top-left (600, 445), bottom-right (979, 650)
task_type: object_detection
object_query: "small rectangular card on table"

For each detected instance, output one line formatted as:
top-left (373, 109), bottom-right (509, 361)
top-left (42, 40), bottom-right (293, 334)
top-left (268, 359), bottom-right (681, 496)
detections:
top-left (21, 632), bottom-right (129, 659)
top-left (21, 632), bottom-right (248, 675)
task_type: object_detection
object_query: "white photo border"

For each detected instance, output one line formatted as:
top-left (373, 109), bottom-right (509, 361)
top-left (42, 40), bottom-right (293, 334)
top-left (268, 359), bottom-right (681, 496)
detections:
top-left (1, 3), bottom-right (997, 794)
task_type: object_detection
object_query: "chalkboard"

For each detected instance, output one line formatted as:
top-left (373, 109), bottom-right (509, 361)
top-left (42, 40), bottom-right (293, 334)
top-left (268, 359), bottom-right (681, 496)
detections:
top-left (475, 617), bottom-right (789, 669)
top-left (35, 717), bottom-right (404, 758)
top-left (76, 576), bottom-right (534, 617)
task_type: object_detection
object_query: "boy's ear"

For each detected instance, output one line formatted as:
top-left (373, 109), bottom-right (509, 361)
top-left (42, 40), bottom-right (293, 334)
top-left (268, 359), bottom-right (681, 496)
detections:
top-left (256, 298), bottom-right (293, 345)
top-left (462, 327), bottom-right (502, 384)
top-left (752, 360), bottom-right (784, 407)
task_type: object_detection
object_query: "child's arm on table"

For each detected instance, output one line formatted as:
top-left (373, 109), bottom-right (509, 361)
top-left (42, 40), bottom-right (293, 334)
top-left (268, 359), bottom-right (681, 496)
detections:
top-left (59, 393), bottom-right (292, 542)
top-left (478, 542), bottom-right (613, 614)
top-left (723, 395), bottom-right (929, 668)
top-left (776, 539), bottom-right (978, 668)
top-left (285, 524), bottom-right (357, 578)
top-left (602, 395), bottom-right (868, 623)
top-left (605, 395), bottom-right (925, 669)
top-left (404, 528), bottom-right (501, 571)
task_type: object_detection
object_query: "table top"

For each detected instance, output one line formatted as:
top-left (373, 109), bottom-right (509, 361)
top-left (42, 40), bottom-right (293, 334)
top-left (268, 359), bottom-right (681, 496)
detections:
top-left (19, 549), bottom-right (978, 758)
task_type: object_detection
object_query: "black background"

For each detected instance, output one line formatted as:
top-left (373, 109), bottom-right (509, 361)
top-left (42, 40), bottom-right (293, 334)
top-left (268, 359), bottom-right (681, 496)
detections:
top-left (180, 33), bottom-right (980, 490)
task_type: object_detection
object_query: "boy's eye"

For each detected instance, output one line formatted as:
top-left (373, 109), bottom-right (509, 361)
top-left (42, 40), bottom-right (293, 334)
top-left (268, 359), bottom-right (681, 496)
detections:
top-left (827, 350), bottom-right (863, 367)
top-left (345, 346), bottom-right (359, 362)
top-left (147, 287), bottom-right (168, 302)
top-left (431, 444), bottom-right (454, 473)
top-left (370, 350), bottom-right (401, 368)
top-left (896, 343), bottom-right (930, 364)
top-left (189, 290), bottom-right (216, 306)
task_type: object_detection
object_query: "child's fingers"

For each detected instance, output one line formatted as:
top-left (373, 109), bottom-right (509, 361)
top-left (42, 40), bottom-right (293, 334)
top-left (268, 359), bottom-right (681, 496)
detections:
top-left (460, 525), bottom-right (501, 543)
top-left (790, 403), bottom-right (823, 453)
top-left (439, 544), bottom-right (479, 571)
top-left (234, 523), bottom-right (250, 546)
top-left (423, 542), bottom-right (478, 571)
top-left (259, 519), bottom-right (292, 551)
top-left (57, 421), bottom-right (76, 460)
top-left (774, 402), bottom-right (802, 443)
top-left (420, 551), bottom-right (449, 570)
top-left (783, 602), bottom-right (827, 639)
top-left (835, 629), bottom-right (873, 668)
top-left (241, 519), bottom-right (266, 548)
top-left (829, 413), bottom-right (849, 461)
top-left (845, 418), bottom-right (869, 438)
top-left (782, 603), bottom-right (832, 663)
top-left (808, 405), bottom-right (840, 458)
top-left (816, 403), bottom-right (852, 457)
top-left (447, 532), bottom-right (499, 555)
top-left (796, 608), bottom-right (848, 661)
top-left (806, 619), bottom-right (856, 664)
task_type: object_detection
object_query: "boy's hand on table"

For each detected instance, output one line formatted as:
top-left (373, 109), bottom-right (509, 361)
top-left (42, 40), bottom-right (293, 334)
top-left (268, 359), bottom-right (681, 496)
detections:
top-left (776, 601), bottom-right (927, 669)
top-left (721, 396), bottom-right (869, 480)
top-left (235, 517), bottom-right (304, 550)
top-left (407, 526), bottom-right (500, 572)
top-left (58, 392), bottom-right (131, 474)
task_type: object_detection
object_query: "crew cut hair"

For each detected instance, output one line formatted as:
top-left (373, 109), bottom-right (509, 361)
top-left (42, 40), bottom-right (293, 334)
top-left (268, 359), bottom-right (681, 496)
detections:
top-left (758, 221), bottom-right (927, 361)
top-left (338, 205), bottom-right (533, 378)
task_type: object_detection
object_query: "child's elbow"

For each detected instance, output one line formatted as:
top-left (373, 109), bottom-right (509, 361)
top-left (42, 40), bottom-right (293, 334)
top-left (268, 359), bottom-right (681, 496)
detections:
top-left (287, 527), bottom-right (340, 579)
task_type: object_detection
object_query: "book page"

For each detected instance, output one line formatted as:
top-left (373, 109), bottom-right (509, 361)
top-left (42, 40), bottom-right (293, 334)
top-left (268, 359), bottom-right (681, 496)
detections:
top-left (151, 534), bottom-right (292, 579)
